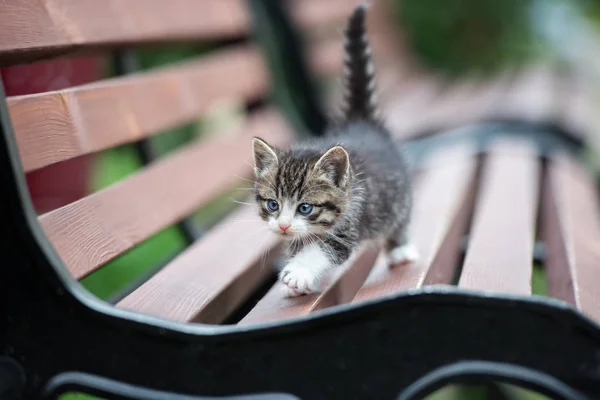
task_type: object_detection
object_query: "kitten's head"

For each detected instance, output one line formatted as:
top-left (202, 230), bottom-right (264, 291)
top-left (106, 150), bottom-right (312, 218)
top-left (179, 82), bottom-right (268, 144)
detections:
top-left (252, 137), bottom-right (352, 240)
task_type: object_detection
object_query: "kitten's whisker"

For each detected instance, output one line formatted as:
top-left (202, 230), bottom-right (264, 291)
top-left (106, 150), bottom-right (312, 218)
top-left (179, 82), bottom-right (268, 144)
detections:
top-left (324, 231), bottom-right (354, 248)
top-left (309, 233), bottom-right (336, 263)
top-left (234, 175), bottom-right (276, 192)
top-left (234, 175), bottom-right (256, 184)
top-left (243, 159), bottom-right (256, 169)
top-left (229, 198), bottom-right (256, 206)
top-left (257, 232), bottom-right (275, 271)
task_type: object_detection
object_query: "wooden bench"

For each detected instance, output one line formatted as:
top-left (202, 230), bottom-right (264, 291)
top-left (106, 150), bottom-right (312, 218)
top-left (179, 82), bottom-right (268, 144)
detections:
top-left (3, 1), bottom-right (600, 399)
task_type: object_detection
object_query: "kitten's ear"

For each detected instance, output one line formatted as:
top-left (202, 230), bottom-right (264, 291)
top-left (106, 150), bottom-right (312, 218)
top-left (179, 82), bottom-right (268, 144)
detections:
top-left (252, 137), bottom-right (279, 176)
top-left (314, 146), bottom-right (350, 188)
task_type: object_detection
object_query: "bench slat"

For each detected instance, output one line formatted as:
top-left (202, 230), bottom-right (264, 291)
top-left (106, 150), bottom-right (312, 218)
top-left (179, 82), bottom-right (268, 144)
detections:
top-left (0, 0), bottom-right (249, 64)
top-left (39, 110), bottom-right (292, 279)
top-left (542, 155), bottom-right (600, 323)
top-left (417, 74), bottom-right (513, 134)
top-left (393, 78), bottom-right (484, 137)
top-left (458, 140), bottom-right (540, 294)
top-left (354, 146), bottom-right (478, 301)
top-left (9, 46), bottom-right (267, 173)
top-left (117, 205), bottom-right (280, 324)
top-left (239, 244), bottom-right (381, 325)
top-left (494, 66), bottom-right (558, 123)
top-left (557, 74), bottom-right (593, 141)
top-left (291, 0), bottom-right (354, 30)
top-left (386, 79), bottom-right (442, 139)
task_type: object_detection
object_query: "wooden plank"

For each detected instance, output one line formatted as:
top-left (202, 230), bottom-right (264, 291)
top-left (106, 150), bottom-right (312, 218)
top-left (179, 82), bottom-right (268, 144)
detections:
top-left (385, 78), bottom-right (442, 139)
top-left (421, 73), bottom-right (514, 132)
top-left (354, 145), bottom-right (478, 301)
top-left (395, 79), bottom-right (480, 137)
top-left (291, 0), bottom-right (354, 31)
top-left (452, 72), bottom-right (514, 123)
top-left (542, 155), bottom-right (600, 323)
top-left (494, 66), bottom-right (558, 124)
top-left (388, 73), bottom-right (514, 139)
top-left (39, 110), bottom-right (293, 280)
top-left (117, 205), bottom-right (280, 324)
top-left (458, 140), bottom-right (540, 294)
top-left (556, 72), bottom-right (593, 141)
top-left (0, 0), bottom-right (249, 64)
top-left (239, 243), bottom-right (381, 325)
top-left (8, 45), bottom-right (268, 172)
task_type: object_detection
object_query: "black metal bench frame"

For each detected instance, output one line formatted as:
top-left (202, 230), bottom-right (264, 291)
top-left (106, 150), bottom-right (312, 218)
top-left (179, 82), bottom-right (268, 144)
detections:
top-left (2, 1), bottom-right (600, 399)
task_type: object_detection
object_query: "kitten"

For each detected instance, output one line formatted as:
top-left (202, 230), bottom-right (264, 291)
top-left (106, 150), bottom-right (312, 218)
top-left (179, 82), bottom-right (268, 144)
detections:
top-left (252, 4), bottom-right (418, 297)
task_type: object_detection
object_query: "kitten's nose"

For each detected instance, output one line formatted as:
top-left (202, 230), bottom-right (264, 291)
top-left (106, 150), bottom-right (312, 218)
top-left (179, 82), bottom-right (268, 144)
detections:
top-left (279, 223), bottom-right (291, 233)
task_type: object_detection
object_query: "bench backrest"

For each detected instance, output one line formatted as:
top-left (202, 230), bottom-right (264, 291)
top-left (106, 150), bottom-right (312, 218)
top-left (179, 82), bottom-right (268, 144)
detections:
top-left (0, 0), bottom-right (399, 321)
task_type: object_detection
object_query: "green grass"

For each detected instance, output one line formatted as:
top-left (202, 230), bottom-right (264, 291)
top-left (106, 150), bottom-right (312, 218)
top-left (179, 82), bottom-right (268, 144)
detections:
top-left (60, 394), bottom-right (104, 400)
top-left (532, 263), bottom-right (548, 297)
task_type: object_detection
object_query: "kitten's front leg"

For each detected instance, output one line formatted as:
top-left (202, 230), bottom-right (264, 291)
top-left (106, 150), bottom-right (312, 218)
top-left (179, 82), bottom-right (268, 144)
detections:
top-left (280, 234), bottom-right (356, 297)
top-left (279, 243), bottom-right (332, 297)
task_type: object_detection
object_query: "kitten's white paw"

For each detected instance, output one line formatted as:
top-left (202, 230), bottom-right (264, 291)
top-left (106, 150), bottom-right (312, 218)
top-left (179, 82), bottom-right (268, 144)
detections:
top-left (388, 243), bottom-right (419, 266)
top-left (280, 285), bottom-right (305, 297)
top-left (279, 264), bottom-right (319, 296)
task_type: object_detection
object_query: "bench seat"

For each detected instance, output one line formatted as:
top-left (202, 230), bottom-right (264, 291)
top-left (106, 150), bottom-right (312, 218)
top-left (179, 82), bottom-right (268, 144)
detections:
top-left (3, 0), bottom-right (600, 398)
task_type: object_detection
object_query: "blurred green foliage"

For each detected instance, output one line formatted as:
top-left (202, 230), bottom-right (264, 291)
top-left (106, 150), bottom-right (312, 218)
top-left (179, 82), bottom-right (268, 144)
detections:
top-left (393, 0), bottom-right (541, 76)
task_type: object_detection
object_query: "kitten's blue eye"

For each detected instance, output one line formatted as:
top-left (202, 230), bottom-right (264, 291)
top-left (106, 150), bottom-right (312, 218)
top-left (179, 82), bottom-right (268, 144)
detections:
top-left (297, 203), bottom-right (313, 215)
top-left (266, 200), bottom-right (279, 212)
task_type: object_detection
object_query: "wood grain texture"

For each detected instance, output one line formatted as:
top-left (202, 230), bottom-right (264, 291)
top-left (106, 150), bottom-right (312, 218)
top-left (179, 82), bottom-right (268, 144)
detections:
top-left (458, 140), bottom-right (540, 294)
top-left (8, 46), bottom-right (268, 172)
top-left (39, 110), bottom-right (293, 280)
top-left (354, 145), bottom-right (478, 301)
top-left (542, 155), bottom-right (600, 323)
top-left (117, 205), bottom-right (281, 324)
top-left (239, 244), bottom-right (381, 325)
top-left (0, 0), bottom-right (249, 64)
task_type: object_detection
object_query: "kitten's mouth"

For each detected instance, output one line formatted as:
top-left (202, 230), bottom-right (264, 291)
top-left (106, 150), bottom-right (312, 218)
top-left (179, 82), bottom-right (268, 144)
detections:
top-left (278, 231), bottom-right (299, 240)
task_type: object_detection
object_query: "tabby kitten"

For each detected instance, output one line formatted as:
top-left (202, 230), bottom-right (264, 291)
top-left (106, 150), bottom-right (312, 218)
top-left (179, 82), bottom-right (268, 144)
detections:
top-left (252, 4), bottom-right (418, 297)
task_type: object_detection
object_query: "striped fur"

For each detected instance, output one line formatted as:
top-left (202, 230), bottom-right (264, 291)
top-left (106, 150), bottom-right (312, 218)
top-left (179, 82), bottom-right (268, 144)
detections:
top-left (340, 4), bottom-right (380, 122)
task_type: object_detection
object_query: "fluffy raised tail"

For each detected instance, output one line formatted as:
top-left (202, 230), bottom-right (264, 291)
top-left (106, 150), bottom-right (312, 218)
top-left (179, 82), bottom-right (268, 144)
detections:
top-left (340, 4), bottom-right (380, 122)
